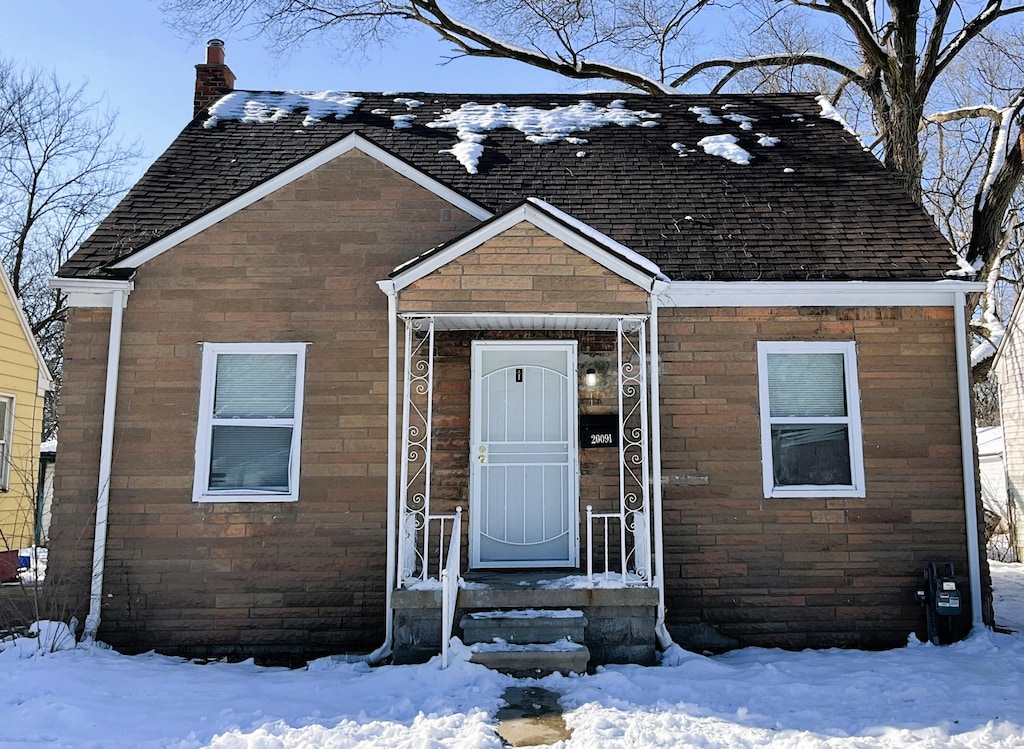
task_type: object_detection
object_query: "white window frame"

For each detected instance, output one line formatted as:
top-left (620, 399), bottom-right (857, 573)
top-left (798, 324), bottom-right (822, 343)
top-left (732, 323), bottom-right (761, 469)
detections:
top-left (0, 394), bottom-right (13, 492)
top-left (757, 341), bottom-right (865, 499)
top-left (192, 342), bottom-right (307, 503)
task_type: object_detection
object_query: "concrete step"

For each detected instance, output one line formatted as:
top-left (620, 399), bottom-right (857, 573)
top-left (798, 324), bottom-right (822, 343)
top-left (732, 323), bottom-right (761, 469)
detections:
top-left (460, 609), bottom-right (587, 645)
top-left (469, 642), bottom-right (590, 677)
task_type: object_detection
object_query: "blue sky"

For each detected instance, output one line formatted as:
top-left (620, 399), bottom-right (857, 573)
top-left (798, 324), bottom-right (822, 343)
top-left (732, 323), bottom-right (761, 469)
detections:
top-left (1, 1), bottom-right (573, 177)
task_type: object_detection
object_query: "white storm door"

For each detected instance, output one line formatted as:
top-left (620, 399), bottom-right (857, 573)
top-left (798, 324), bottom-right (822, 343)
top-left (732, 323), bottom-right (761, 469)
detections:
top-left (470, 341), bottom-right (579, 568)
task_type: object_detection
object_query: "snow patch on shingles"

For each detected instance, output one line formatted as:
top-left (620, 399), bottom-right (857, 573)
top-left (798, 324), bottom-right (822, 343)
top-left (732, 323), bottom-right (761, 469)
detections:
top-left (758, 134), bottom-right (780, 147)
top-left (698, 134), bottom-right (753, 165)
top-left (724, 113), bottom-right (757, 130)
top-left (689, 106), bottom-right (723, 125)
top-left (816, 95), bottom-right (858, 135)
top-left (204, 91), bottom-right (363, 128)
top-left (426, 100), bottom-right (660, 174)
top-left (394, 97), bottom-right (423, 109)
top-left (391, 114), bottom-right (416, 130)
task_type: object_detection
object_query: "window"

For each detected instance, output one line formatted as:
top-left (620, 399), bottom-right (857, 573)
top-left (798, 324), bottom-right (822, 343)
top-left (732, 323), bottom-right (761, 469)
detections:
top-left (193, 343), bottom-right (307, 502)
top-left (757, 342), bottom-right (864, 498)
top-left (0, 395), bottom-right (12, 491)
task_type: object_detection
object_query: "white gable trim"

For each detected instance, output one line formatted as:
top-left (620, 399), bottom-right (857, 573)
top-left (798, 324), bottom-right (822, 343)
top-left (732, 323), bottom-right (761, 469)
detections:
top-left (662, 280), bottom-right (985, 308)
top-left (389, 202), bottom-right (662, 292)
top-left (110, 133), bottom-right (492, 272)
top-left (1, 264), bottom-right (54, 394)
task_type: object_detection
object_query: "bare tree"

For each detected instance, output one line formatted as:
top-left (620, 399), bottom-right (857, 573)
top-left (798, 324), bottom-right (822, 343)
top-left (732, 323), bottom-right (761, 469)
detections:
top-left (0, 60), bottom-right (140, 437)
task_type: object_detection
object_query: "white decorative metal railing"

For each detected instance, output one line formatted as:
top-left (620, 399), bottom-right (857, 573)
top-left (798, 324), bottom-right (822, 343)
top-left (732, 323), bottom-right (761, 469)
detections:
top-left (440, 507), bottom-right (463, 669)
top-left (618, 317), bottom-right (652, 583)
top-left (586, 505), bottom-right (618, 581)
top-left (397, 317), bottom-right (435, 586)
top-left (595, 318), bottom-right (652, 584)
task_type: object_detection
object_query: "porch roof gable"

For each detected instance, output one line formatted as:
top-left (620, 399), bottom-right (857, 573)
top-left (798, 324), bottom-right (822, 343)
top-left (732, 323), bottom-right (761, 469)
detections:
top-left (388, 199), bottom-right (665, 294)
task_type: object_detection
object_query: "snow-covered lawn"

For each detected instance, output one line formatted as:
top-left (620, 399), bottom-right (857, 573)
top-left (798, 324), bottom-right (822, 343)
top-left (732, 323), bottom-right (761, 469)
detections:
top-left (3, 563), bottom-right (1024, 748)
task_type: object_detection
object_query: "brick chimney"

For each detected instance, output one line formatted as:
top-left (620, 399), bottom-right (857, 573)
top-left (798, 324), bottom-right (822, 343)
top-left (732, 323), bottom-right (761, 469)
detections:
top-left (194, 39), bottom-right (236, 117)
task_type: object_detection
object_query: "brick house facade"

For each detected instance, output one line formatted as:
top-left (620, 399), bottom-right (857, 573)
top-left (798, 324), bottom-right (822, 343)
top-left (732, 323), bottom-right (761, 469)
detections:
top-left (48, 44), bottom-right (989, 662)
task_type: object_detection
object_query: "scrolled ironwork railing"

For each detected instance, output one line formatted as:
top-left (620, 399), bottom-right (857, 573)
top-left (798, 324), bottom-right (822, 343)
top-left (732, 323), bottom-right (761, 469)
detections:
top-left (397, 318), bottom-right (435, 586)
top-left (582, 318), bottom-right (654, 585)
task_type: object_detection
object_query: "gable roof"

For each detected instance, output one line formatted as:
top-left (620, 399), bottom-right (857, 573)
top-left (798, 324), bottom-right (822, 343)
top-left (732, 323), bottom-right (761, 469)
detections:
top-left (58, 91), bottom-right (955, 283)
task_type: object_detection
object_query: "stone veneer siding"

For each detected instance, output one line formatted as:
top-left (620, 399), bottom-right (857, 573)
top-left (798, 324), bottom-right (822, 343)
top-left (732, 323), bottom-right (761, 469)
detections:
top-left (47, 152), bottom-right (985, 657)
top-left (48, 152), bottom-right (479, 660)
top-left (657, 305), bottom-right (985, 649)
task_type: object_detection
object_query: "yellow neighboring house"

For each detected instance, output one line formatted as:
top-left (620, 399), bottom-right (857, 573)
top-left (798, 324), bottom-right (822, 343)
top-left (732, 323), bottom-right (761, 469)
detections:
top-left (0, 263), bottom-right (53, 550)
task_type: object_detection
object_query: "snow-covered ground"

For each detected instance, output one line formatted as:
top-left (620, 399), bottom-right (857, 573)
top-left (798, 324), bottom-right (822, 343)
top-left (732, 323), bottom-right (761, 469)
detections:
top-left (3, 563), bottom-right (1024, 748)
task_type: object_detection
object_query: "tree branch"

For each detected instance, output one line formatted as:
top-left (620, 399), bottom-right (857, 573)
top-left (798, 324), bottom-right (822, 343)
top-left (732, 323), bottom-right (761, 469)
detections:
top-left (672, 52), bottom-right (864, 89)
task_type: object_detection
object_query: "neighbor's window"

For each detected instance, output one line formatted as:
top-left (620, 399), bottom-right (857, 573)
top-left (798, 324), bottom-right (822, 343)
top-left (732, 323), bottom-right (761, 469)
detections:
top-left (0, 395), bottom-right (12, 491)
top-left (193, 343), bottom-right (307, 502)
top-left (756, 342), bottom-right (865, 498)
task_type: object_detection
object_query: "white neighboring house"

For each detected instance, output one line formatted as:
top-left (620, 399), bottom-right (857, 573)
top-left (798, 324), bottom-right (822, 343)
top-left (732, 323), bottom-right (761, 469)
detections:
top-left (991, 294), bottom-right (1024, 562)
top-left (977, 426), bottom-right (1015, 560)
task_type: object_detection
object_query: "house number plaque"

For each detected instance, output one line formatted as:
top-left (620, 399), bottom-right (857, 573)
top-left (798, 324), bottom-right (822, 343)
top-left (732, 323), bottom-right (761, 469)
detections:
top-left (579, 414), bottom-right (618, 449)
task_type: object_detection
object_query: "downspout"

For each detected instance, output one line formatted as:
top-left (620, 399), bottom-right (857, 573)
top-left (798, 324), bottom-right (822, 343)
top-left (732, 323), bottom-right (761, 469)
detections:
top-left (365, 280), bottom-right (399, 662)
top-left (954, 291), bottom-right (984, 629)
top-left (82, 288), bottom-right (130, 644)
top-left (649, 279), bottom-right (672, 648)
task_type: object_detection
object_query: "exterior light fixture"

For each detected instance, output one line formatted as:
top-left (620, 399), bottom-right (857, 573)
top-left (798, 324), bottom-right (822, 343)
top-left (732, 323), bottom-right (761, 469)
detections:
top-left (584, 368), bottom-right (599, 388)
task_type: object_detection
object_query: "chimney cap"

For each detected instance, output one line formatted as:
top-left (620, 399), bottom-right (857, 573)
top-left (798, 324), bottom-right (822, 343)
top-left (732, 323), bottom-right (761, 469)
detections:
top-left (207, 38), bottom-right (225, 48)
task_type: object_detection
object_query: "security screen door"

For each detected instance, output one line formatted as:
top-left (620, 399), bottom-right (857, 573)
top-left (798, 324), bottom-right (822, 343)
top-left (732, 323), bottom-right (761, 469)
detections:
top-left (470, 341), bottom-right (579, 568)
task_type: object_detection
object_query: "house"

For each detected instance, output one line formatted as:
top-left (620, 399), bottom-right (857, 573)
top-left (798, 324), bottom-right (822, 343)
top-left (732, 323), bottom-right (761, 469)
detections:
top-left (0, 262), bottom-right (53, 578)
top-left (976, 426), bottom-right (1017, 561)
top-left (47, 41), bottom-right (989, 664)
top-left (991, 292), bottom-right (1024, 562)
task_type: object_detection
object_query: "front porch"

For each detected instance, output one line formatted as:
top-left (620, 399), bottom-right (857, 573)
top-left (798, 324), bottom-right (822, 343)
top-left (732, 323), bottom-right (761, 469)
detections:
top-left (386, 314), bottom-right (664, 669)
top-left (378, 202), bottom-right (670, 668)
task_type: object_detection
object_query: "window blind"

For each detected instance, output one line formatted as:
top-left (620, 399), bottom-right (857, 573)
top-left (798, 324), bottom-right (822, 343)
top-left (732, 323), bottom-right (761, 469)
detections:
top-left (767, 353), bottom-right (846, 418)
top-left (213, 354), bottom-right (297, 419)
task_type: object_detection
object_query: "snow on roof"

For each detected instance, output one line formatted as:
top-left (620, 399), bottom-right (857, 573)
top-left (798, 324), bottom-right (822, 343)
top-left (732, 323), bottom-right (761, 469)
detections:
top-left (698, 134), bottom-right (752, 165)
top-left (425, 100), bottom-right (661, 174)
top-left (816, 95), bottom-right (858, 136)
top-left (204, 93), bottom-right (663, 175)
top-left (204, 91), bottom-right (364, 129)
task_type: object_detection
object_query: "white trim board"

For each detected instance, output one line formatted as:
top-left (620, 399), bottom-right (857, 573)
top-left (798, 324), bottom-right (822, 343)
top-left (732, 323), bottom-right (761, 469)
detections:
top-left (390, 201), bottom-right (663, 293)
top-left (661, 280), bottom-right (984, 308)
top-left (110, 133), bottom-right (492, 272)
top-left (50, 278), bottom-right (134, 310)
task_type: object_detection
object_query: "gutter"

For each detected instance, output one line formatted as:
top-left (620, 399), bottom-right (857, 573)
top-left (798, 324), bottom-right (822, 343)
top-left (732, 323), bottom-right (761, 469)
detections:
top-left (954, 291), bottom-right (985, 629)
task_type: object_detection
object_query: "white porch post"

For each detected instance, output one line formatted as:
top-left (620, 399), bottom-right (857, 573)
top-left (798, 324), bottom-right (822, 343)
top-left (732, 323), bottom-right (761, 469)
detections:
top-left (649, 281), bottom-right (670, 641)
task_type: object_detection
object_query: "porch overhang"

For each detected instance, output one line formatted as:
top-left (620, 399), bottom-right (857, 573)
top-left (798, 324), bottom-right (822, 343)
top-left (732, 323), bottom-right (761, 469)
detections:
top-left (396, 312), bottom-right (646, 332)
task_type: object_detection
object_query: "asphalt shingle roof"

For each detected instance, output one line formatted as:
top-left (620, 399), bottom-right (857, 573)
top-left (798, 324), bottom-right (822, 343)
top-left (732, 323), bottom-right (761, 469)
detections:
top-left (59, 91), bottom-right (955, 282)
